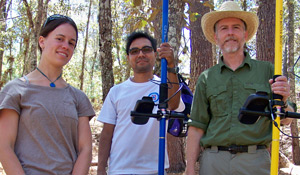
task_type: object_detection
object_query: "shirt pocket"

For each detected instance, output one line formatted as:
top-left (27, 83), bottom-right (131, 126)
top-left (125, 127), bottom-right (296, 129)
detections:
top-left (243, 83), bottom-right (271, 101)
top-left (207, 85), bottom-right (227, 117)
top-left (63, 100), bottom-right (78, 121)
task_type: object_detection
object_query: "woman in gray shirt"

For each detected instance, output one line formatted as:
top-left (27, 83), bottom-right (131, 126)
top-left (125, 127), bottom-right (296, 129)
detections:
top-left (0, 14), bottom-right (95, 175)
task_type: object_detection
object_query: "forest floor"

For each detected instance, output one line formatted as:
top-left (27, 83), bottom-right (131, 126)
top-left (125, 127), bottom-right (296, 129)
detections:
top-left (1, 117), bottom-right (300, 175)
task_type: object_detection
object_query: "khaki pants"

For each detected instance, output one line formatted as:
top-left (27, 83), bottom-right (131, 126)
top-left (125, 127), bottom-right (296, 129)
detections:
top-left (199, 146), bottom-right (271, 175)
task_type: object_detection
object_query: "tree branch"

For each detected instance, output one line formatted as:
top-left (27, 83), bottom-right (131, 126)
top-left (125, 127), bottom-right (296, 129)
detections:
top-left (22, 0), bottom-right (34, 29)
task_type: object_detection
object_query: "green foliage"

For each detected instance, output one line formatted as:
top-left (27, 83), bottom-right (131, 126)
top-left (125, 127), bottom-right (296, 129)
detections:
top-left (189, 12), bottom-right (200, 22)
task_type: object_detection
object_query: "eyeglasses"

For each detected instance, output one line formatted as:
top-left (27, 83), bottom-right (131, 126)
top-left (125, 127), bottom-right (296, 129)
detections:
top-left (129, 46), bottom-right (154, 55)
top-left (42, 14), bottom-right (75, 28)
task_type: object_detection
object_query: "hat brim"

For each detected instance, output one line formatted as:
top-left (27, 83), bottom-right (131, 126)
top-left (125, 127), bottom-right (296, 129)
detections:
top-left (201, 11), bottom-right (259, 45)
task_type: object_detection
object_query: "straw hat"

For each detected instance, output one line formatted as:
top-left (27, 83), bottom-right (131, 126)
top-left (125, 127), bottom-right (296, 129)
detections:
top-left (201, 1), bottom-right (259, 45)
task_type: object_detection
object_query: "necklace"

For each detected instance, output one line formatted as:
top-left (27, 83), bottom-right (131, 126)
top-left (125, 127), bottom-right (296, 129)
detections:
top-left (36, 67), bottom-right (62, 87)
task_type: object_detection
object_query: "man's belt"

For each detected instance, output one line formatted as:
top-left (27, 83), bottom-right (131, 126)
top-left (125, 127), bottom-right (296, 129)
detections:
top-left (208, 145), bottom-right (267, 154)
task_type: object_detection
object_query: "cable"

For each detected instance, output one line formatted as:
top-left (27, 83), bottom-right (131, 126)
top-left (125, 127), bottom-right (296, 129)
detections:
top-left (149, 78), bottom-right (183, 107)
top-left (162, 83), bottom-right (183, 104)
top-left (269, 101), bottom-right (300, 138)
top-left (273, 120), bottom-right (300, 138)
top-left (291, 55), bottom-right (300, 79)
top-left (149, 78), bottom-right (179, 89)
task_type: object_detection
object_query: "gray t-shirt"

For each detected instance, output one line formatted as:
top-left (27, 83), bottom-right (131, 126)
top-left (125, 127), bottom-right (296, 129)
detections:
top-left (0, 78), bottom-right (95, 175)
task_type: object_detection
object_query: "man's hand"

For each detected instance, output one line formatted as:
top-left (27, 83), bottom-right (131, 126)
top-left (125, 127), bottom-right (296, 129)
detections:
top-left (269, 75), bottom-right (293, 125)
top-left (269, 75), bottom-right (290, 102)
top-left (157, 43), bottom-right (175, 68)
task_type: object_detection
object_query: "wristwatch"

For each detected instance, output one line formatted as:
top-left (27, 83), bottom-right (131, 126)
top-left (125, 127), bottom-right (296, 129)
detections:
top-left (167, 67), bottom-right (179, 74)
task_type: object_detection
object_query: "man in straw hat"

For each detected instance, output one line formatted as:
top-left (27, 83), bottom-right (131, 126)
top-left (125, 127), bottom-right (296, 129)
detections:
top-left (186, 1), bottom-right (293, 175)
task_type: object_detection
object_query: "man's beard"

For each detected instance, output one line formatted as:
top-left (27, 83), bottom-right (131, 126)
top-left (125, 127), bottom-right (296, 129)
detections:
top-left (221, 36), bottom-right (243, 53)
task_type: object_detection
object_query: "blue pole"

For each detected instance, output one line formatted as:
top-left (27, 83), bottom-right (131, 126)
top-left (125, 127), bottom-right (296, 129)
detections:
top-left (158, 0), bottom-right (168, 174)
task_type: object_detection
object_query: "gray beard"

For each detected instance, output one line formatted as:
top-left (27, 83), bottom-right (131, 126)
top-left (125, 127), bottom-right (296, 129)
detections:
top-left (223, 45), bottom-right (240, 53)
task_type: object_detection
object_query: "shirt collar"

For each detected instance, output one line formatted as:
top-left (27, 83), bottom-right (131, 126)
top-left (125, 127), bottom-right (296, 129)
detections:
top-left (218, 52), bottom-right (252, 73)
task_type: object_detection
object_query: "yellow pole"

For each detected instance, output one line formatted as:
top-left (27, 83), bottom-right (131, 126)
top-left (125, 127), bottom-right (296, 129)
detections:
top-left (271, 0), bottom-right (283, 174)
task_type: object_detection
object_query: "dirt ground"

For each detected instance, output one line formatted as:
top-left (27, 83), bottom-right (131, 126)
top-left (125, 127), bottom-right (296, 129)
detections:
top-left (1, 118), bottom-right (300, 175)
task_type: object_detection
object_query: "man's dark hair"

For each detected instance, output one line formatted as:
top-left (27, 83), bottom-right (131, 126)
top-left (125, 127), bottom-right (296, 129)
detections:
top-left (126, 31), bottom-right (157, 55)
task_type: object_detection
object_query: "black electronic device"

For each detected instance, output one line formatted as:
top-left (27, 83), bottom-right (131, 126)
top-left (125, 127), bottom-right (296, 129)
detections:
top-left (131, 96), bottom-right (155, 125)
top-left (238, 91), bottom-right (270, 124)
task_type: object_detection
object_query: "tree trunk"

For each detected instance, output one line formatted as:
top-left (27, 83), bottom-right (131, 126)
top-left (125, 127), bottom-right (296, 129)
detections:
top-left (99, 0), bottom-right (114, 102)
top-left (166, 0), bottom-right (186, 173)
top-left (257, 0), bottom-right (289, 168)
top-left (287, 0), bottom-right (300, 165)
top-left (168, 0), bottom-right (184, 65)
top-left (290, 120), bottom-right (300, 165)
top-left (111, 0), bottom-right (128, 83)
top-left (89, 51), bottom-right (98, 104)
top-left (211, 0), bottom-right (217, 70)
top-left (0, 56), bottom-right (14, 88)
top-left (189, 0), bottom-right (213, 93)
top-left (0, 0), bottom-right (7, 85)
top-left (188, 1), bottom-right (213, 172)
top-left (22, 0), bottom-right (46, 74)
top-left (0, 0), bottom-right (5, 10)
top-left (256, 0), bottom-right (275, 63)
top-left (0, 0), bottom-right (12, 90)
top-left (283, 41), bottom-right (288, 77)
top-left (166, 134), bottom-right (186, 173)
top-left (80, 0), bottom-right (92, 90)
top-left (151, 0), bottom-right (162, 77)
top-left (279, 150), bottom-right (291, 168)
top-left (22, 32), bottom-right (30, 75)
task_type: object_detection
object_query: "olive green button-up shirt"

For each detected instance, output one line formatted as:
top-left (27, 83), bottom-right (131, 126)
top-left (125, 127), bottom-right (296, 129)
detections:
top-left (189, 52), bottom-right (274, 147)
